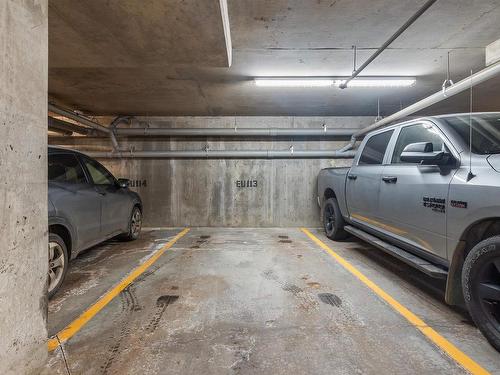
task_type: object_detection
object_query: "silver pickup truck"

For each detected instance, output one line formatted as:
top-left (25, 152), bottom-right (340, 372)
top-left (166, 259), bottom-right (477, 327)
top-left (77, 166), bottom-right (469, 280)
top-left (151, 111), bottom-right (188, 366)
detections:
top-left (318, 112), bottom-right (500, 350)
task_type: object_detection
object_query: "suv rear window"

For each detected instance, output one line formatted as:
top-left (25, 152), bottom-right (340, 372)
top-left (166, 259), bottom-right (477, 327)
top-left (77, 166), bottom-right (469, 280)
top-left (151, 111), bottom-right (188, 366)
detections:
top-left (48, 153), bottom-right (87, 184)
top-left (358, 130), bottom-right (394, 165)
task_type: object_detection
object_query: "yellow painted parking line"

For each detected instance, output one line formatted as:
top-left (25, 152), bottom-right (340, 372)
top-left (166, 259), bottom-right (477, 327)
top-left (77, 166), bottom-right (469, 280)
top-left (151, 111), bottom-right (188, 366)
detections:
top-left (300, 228), bottom-right (489, 375)
top-left (48, 227), bottom-right (190, 352)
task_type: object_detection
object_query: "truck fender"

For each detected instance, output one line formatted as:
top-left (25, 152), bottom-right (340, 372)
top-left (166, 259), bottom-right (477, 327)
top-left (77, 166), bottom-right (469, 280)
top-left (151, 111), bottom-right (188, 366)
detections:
top-left (445, 240), bottom-right (466, 307)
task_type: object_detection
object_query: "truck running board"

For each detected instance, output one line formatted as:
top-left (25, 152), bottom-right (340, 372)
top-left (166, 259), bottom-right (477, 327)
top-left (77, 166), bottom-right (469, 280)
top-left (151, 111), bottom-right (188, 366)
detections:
top-left (343, 225), bottom-right (448, 279)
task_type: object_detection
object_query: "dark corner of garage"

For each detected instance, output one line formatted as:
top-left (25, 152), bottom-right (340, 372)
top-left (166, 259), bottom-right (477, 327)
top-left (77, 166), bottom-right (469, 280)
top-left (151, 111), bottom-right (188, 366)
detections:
top-left (2, 0), bottom-right (500, 374)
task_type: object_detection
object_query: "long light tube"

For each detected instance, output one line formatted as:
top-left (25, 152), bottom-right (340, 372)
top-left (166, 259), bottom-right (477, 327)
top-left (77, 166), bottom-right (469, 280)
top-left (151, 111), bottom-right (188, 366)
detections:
top-left (254, 77), bottom-right (416, 88)
top-left (338, 78), bottom-right (416, 87)
top-left (254, 78), bottom-right (334, 87)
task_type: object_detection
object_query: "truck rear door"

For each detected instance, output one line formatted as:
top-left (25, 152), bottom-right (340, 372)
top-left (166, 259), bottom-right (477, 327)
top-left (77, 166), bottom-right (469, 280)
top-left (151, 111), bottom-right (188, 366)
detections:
top-left (346, 129), bottom-right (394, 231)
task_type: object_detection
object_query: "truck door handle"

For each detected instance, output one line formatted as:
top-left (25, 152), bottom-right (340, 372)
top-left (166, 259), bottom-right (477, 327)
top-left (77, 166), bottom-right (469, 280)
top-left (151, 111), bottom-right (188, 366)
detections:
top-left (382, 176), bottom-right (397, 183)
top-left (347, 174), bottom-right (357, 180)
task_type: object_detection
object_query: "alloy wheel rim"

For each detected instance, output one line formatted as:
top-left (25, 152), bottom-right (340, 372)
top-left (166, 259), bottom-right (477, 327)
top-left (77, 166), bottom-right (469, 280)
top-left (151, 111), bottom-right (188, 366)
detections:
top-left (131, 209), bottom-right (142, 237)
top-left (325, 204), bottom-right (335, 232)
top-left (477, 257), bottom-right (500, 330)
top-left (48, 242), bottom-right (65, 293)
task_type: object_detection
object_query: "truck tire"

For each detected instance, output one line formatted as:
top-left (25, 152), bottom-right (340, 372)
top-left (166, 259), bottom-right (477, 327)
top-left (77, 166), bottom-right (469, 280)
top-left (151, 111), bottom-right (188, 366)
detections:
top-left (462, 236), bottom-right (500, 352)
top-left (322, 198), bottom-right (347, 240)
top-left (48, 233), bottom-right (69, 299)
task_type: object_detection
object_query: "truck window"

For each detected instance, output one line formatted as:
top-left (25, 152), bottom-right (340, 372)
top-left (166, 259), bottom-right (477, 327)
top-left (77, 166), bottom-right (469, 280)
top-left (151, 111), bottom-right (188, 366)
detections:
top-left (358, 130), bottom-right (394, 165)
top-left (442, 114), bottom-right (500, 155)
top-left (392, 123), bottom-right (444, 163)
top-left (48, 154), bottom-right (87, 184)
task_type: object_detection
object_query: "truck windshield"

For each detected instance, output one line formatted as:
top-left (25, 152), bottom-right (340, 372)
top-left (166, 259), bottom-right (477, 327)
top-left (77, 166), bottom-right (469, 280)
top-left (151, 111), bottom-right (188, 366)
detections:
top-left (442, 114), bottom-right (500, 155)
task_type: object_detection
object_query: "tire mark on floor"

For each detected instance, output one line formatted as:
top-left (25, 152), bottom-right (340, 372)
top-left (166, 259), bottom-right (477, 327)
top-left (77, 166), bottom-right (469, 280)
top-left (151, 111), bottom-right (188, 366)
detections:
top-left (100, 286), bottom-right (141, 374)
top-left (262, 269), bottom-right (318, 311)
top-left (318, 292), bottom-right (342, 307)
top-left (145, 295), bottom-right (179, 333)
top-left (100, 324), bottom-right (131, 375)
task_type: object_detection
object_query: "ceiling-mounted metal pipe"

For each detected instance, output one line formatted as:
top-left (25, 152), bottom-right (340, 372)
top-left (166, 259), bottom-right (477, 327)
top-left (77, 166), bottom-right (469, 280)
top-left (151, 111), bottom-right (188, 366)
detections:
top-left (109, 116), bottom-right (133, 151)
top-left (114, 127), bottom-right (357, 138)
top-left (48, 126), bottom-right (72, 136)
top-left (83, 149), bottom-right (356, 159)
top-left (48, 104), bottom-right (110, 134)
top-left (48, 117), bottom-right (92, 135)
top-left (340, 0), bottom-right (437, 89)
top-left (354, 59), bottom-right (500, 138)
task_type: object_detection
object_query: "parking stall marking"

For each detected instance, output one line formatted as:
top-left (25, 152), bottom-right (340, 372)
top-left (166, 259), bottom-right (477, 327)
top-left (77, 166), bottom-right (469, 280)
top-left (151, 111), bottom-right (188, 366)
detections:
top-left (300, 228), bottom-right (489, 375)
top-left (48, 227), bottom-right (190, 352)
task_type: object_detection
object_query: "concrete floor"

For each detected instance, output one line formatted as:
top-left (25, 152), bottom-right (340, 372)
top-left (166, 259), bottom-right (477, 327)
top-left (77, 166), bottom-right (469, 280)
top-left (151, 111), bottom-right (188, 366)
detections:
top-left (45, 228), bottom-right (500, 374)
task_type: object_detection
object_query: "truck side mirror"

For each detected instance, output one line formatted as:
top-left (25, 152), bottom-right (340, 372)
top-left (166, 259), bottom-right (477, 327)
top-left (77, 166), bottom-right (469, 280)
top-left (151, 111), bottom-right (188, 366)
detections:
top-left (400, 142), bottom-right (451, 165)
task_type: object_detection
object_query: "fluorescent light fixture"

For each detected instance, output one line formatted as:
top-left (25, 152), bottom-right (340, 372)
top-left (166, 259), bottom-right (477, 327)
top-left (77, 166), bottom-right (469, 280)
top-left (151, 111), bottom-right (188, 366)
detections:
top-left (254, 77), bottom-right (416, 88)
top-left (336, 78), bottom-right (416, 88)
top-left (255, 78), bottom-right (334, 87)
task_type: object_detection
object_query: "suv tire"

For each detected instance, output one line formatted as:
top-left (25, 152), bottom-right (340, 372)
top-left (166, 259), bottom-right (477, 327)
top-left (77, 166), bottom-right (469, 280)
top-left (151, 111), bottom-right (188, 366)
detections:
top-left (48, 233), bottom-right (69, 298)
top-left (463, 235), bottom-right (500, 352)
top-left (322, 198), bottom-right (347, 240)
top-left (121, 206), bottom-right (142, 241)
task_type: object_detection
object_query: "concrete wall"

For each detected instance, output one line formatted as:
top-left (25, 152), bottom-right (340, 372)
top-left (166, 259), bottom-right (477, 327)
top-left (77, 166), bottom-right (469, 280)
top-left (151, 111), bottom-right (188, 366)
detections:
top-left (52, 116), bottom-right (371, 228)
top-left (0, 1), bottom-right (48, 373)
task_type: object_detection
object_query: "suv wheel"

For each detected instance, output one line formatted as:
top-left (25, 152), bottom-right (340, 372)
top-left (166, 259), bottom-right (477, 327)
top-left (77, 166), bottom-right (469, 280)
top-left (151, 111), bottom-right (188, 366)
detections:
top-left (463, 235), bottom-right (500, 351)
top-left (48, 233), bottom-right (69, 298)
top-left (121, 206), bottom-right (142, 241)
top-left (322, 198), bottom-right (347, 240)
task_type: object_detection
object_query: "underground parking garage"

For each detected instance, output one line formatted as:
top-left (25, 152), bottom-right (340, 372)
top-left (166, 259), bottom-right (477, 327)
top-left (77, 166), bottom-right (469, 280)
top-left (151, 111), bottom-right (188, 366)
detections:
top-left (3, 0), bottom-right (500, 373)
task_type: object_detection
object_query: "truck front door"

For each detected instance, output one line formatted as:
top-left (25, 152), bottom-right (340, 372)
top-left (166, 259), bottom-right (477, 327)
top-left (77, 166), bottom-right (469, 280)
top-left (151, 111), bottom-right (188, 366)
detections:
top-left (346, 129), bottom-right (394, 231)
top-left (377, 122), bottom-right (457, 261)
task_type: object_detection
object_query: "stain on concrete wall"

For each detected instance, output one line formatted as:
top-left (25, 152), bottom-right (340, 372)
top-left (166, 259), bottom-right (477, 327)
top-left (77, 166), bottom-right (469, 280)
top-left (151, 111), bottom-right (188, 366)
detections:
top-left (0, 1), bottom-right (48, 373)
top-left (51, 116), bottom-right (371, 227)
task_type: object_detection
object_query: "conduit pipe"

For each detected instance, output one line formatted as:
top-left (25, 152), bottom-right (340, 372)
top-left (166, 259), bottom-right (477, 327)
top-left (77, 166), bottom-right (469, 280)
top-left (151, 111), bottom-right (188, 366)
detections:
top-left (340, 0), bottom-right (437, 89)
top-left (48, 126), bottom-right (72, 136)
top-left (113, 127), bottom-right (357, 138)
top-left (109, 116), bottom-right (132, 151)
top-left (84, 149), bottom-right (356, 159)
top-left (48, 117), bottom-right (92, 135)
top-left (354, 59), bottom-right (500, 139)
top-left (48, 104), bottom-right (110, 134)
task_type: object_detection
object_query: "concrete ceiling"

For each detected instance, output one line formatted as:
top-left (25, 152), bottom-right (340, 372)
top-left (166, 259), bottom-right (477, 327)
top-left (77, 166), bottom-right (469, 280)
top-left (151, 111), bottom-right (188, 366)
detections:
top-left (48, 0), bottom-right (500, 117)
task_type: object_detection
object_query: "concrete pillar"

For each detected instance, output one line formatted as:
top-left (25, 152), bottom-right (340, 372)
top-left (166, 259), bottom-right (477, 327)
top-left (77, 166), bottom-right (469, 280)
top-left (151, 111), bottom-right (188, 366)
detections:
top-left (0, 1), bottom-right (48, 373)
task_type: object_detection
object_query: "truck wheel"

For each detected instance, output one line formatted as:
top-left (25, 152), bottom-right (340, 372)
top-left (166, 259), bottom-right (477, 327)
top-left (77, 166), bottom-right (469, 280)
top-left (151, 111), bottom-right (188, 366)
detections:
top-left (322, 198), bottom-right (347, 240)
top-left (462, 236), bottom-right (500, 351)
top-left (120, 206), bottom-right (142, 241)
top-left (48, 233), bottom-right (69, 299)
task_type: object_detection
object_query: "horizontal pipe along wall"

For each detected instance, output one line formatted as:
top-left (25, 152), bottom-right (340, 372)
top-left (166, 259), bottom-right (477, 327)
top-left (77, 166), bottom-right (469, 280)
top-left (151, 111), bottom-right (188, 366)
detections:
top-left (51, 116), bottom-right (371, 227)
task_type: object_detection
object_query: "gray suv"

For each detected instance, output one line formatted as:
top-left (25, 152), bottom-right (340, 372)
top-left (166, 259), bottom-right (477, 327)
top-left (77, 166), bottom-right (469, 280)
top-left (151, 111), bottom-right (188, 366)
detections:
top-left (318, 113), bottom-right (500, 350)
top-left (48, 147), bottom-right (142, 297)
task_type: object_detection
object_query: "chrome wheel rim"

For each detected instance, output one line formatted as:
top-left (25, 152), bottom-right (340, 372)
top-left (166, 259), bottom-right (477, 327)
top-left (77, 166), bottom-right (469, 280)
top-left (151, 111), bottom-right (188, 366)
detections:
top-left (48, 242), bottom-right (65, 293)
top-left (131, 209), bottom-right (142, 237)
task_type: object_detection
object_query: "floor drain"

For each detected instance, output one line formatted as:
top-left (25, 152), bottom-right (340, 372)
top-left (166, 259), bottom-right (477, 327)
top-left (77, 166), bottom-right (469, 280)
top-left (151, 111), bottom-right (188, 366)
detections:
top-left (278, 235), bottom-right (289, 239)
top-left (279, 239), bottom-right (292, 243)
top-left (190, 245), bottom-right (200, 249)
top-left (318, 293), bottom-right (342, 307)
top-left (200, 235), bottom-right (211, 239)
